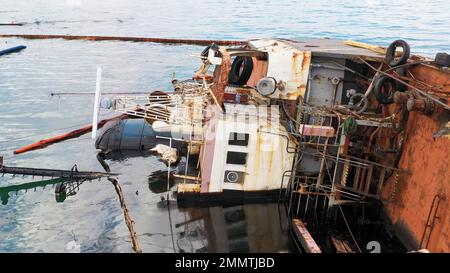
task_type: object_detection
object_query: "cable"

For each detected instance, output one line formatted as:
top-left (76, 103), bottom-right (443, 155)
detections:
top-left (383, 60), bottom-right (432, 74)
top-left (359, 57), bottom-right (450, 110)
top-left (337, 204), bottom-right (363, 253)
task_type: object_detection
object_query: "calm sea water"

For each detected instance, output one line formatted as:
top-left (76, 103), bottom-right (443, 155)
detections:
top-left (0, 0), bottom-right (449, 253)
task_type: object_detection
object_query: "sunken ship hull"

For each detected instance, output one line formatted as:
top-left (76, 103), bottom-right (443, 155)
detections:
top-left (95, 38), bottom-right (449, 253)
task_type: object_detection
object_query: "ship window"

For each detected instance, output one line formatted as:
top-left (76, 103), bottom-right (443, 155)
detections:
top-left (226, 151), bottom-right (247, 165)
top-left (228, 132), bottom-right (249, 146)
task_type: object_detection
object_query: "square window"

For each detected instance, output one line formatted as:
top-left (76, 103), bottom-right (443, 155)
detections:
top-left (226, 152), bottom-right (247, 165)
top-left (228, 132), bottom-right (249, 146)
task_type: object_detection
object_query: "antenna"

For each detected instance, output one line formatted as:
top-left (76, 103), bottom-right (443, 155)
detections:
top-left (92, 66), bottom-right (102, 139)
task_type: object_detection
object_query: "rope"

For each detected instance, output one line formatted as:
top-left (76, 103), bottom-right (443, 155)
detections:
top-left (108, 177), bottom-right (142, 253)
top-left (97, 154), bottom-right (141, 253)
top-left (359, 57), bottom-right (450, 110)
top-left (337, 204), bottom-right (363, 253)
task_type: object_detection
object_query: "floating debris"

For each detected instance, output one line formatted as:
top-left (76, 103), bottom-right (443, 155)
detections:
top-left (150, 144), bottom-right (179, 166)
top-left (0, 45), bottom-right (26, 56)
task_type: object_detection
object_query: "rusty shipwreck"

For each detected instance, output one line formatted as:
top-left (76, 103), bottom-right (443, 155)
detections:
top-left (89, 38), bottom-right (450, 253)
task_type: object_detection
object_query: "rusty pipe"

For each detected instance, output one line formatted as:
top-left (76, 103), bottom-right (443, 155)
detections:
top-left (407, 98), bottom-right (434, 115)
top-left (358, 127), bottom-right (381, 192)
top-left (393, 92), bottom-right (410, 105)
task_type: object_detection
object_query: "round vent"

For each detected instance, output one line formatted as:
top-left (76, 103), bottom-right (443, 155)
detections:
top-left (226, 171), bottom-right (239, 183)
top-left (256, 77), bottom-right (277, 96)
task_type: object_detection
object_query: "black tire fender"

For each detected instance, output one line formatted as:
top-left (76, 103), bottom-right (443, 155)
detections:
top-left (374, 75), bottom-right (396, 104)
top-left (386, 40), bottom-right (410, 67)
top-left (228, 56), bottom-right (253, 85)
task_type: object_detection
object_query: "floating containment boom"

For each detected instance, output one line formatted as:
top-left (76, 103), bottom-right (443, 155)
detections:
top-left (13, 114), bottom-right (127, 154)
top-left (0, 34), bottom-right (246, 46)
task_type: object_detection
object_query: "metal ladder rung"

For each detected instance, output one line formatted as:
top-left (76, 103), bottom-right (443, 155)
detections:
top-left (364, 165), bottom-right (373, 195)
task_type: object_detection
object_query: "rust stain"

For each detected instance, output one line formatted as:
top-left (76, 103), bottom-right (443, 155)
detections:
top-left (291, 52), bottom-right (299, 79)
top-left (211, 49), bottom-right (231, 105)
top-left (381, 63), bottom-right (450, 252)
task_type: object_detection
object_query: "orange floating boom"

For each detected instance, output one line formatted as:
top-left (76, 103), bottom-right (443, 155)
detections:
top-left (0, 34), bottom-right (246, 46)
top-left (13, 114), bottom-right (127, 155)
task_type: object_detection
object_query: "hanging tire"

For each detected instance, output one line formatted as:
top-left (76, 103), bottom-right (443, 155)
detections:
top-left (386, 40), bottom-right (410, 67)
top-left (55, 183), bottom-right (67, 203)
top-left (374, 75), bottom-right (396, 104)
top-left (228, 56), bottom-right (253, 85)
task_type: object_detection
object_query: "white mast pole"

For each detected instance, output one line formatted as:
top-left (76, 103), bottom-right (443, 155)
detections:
top-left (92, 66), bottom-right (102, 139)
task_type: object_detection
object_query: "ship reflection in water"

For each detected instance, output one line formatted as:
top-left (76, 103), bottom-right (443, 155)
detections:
top-left (146, 158), bottom-right (293, 253)
top-left (175, 203), bottom-right (292, 253)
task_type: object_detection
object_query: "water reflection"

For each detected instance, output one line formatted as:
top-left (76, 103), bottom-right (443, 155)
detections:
top-left (0, 156), bottom-right (293, 253)
top-left (75, 151), bottom-right (291, 253)
top-left (175, 203), bottom-right (292, 253)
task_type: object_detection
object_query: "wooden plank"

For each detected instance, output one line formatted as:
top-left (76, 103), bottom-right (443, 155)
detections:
top-left (331, 236), bottom-right (348, 253)
top-left (330, 236), bottom-right (356, 253)
top-left (298, 124), bottom-right (335, 137)
top-left (292, 219), bottom-right (321, 253)
top-left (172, 174), bottom-right (202, 181)
top-left (177, 183), bottom-right (201, 193)
top-left (344, 40), bottom-right (388, 56)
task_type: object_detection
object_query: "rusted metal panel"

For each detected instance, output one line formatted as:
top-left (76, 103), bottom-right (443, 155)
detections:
top-left (246, 57), bottom-right (268, 87)
top-left (381, 63), bottom-right (450, 252)
top-left (292, 219), bottom-right (321, 253)
top-left (248, 39), bottom-right (311, 100)
top-left (306, 56), bottom-right (345, 106)
top-left (211, 48), bottom-right (231, 105)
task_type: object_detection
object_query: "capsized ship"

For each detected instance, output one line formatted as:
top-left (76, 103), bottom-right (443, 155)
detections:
top-left (95, 38), bottom-right (449, 253)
